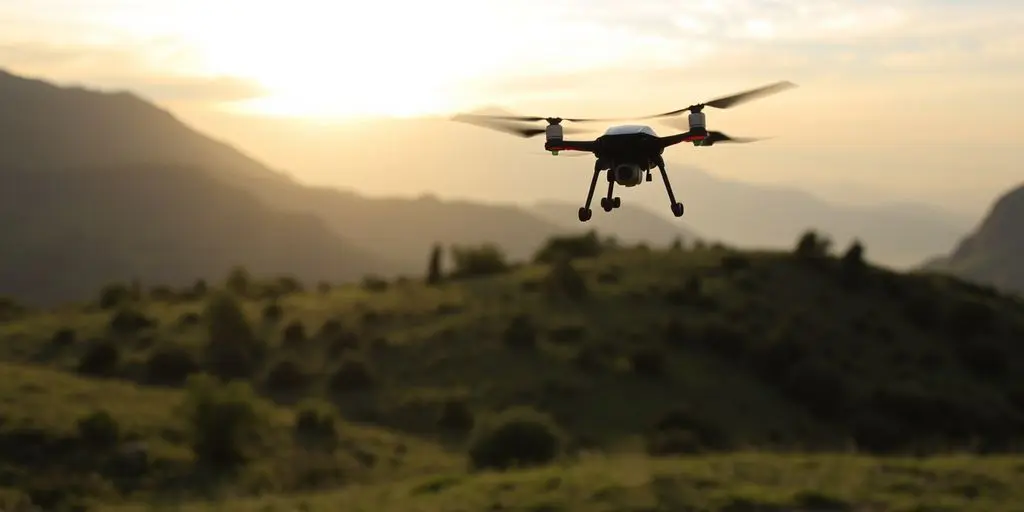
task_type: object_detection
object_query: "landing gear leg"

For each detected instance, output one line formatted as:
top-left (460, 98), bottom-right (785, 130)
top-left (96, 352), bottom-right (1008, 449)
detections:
top-left (600, 180), bottom-right (618, 212)
top-left (657, 159), bottom-right (685, 218)
top-left (577, 164), bottom-right (600, 222)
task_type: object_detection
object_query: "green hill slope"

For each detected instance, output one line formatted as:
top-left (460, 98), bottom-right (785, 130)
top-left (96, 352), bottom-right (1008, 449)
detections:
top-left (3, 235), bottom-right (1024, 510)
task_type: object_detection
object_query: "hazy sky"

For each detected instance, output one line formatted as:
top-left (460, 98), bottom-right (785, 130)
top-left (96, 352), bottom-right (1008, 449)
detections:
top-left (1, 0), bottom-right (1022, 216)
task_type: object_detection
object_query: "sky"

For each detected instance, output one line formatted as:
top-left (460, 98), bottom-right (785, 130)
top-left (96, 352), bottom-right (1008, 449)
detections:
top-left (1, 0), bottom-right (1023, 216)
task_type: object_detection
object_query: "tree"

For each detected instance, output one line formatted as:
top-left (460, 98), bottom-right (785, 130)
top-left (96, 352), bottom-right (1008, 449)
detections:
top-left (427, 243), bottom-right (443, 285)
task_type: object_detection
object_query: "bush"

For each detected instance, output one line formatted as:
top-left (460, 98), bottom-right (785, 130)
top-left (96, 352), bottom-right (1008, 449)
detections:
top-left (50, 328), bottom-right (76, 347)
top-left (262, 301), bottom-right (283, 323)
top-left (177, 312), bottom-right (201, 328)
top-left (794, 230), bottom-right (832, 260)
top-left (265, 359), bottom-right (311, 393)
top-left (294, 400), bottom-right (339, 451)
top-left (468, 407), bottom-right (565, 470)
top-left (362, 275), bottom-right (389, 292)
top-left (544, 257), bottom-right (588, 301)
top-left (145, 344), bottom-right (200, 386)
top-left (178, 375), bottom-right (271, 470)
top-left (225, 265), bottom-right (252, 296)
top-left (653, 406), bottom-right (729, 449)
top-left (317, 281), bottom-right (332, 294)
top-left (109, 307), bottom-right (156, 334)
top-left (533, 231), bottom-right (603, 263)
top-left (99, 283), bottom-right (132, 310)
top-left (203, 292), bottom-right (264, 381)
top-left (77, 340), bottom-right (120, 377)
top-left (646, 429), bottom-right (702, 456)
top-left (328, 359), bottom-right (375, 392)
top-left (502, 315), bottom-right (537, 349)
top-left (281, 320), bottom-right (307, 349)
top-left (438, 399), bottom-right (475, 432)
top-left (450, 244), bottom-right (508, 279)
top-left (76, 410), bottom-right (120, 448)
top-left (840, 239), bottom-right (867, 285)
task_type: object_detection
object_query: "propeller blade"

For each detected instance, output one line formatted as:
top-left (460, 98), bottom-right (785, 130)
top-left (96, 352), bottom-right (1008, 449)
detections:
top-left (704, 131), bottom-right (766, 144)
top-left (452, 115), bottom-right (589, 138)
top-left (703, 81), bottom-right (797, 109)
top-left (644, 80), bottom-right (798, 118)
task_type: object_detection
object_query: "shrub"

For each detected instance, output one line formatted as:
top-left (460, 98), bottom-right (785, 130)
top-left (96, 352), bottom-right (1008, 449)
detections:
top-left (99, 283), bottom-right (132, 310)
top-left (646, 429), bottom-right (702, 456)
top-left (653, 406), bottom-right (729, 449)
top-left (145, 344), bottom-right (200, 386)
top-left (294, 400), bottom-right (339, 451)
top-left (281, 320), bottom-right (307, 349)
top-left (50, 328), bottom-right (76, 347)
top-left (533, 231), bottom-right (603, 263)
top-left (450, 244), bottom-right (508, 279)
top-left (109, 307), bottom-right (156, 334)
top-left (225, 265), bottom-right (252, 296)
top-left (77, 340), bottom-right (120, 377)
top-left (178, 375), bottom-right (271, 470)
top-left (203, 292), bottom-right (264, 381)
top-left (362, 275), bottom-right (389, 292)
top-left (437, 399), bottom-right (475, 432)
top-left (468, 407), bottom-right (565, 470)
top-left (328, 359), bottom-right (375, 392)
top-left (840, 239), bottom-right (867, 284)
top-left (262, 301), bottom-right (283, 323)
top-left (76, 410), bottom-right (120, 448)
top-left (794, 229), bottom-right (832, 260)
top-left (318, 318), bottom-right (344, 338)
top-left (316, 281), bottom-right (332, 294)
top-left (502, 315), bottom-right (537, 349)
top-left (544, 257), bottom-right (588, 301)
top-left (265, 359), bottom-right (311, 393)
top-left (177, 312), bottom-right (201, 328)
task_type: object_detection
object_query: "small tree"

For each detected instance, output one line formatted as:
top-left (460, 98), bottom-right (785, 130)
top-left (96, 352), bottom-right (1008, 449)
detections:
top-left (225, 265), bottom-right (251, 296)
top-left (794, 229), bottom-right (832, 260)
top-left (533, 231), bottom-right (603, 263)
top-left (544, 256), bottom-right (588, 301)
top-left (178, 375), bottom-right (271, 471)
top-left (203, 292), bottom-right (264, 381)
top-left (427, 243), bottom-right (443, 285)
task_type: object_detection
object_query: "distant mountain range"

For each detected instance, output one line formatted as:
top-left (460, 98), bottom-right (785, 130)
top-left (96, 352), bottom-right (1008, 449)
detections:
top-left (0, 68), bottom-right (982, 303)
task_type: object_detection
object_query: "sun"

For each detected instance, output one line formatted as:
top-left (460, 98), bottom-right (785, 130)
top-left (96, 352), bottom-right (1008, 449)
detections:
top-left (177, 1), bottom-right (496, 120)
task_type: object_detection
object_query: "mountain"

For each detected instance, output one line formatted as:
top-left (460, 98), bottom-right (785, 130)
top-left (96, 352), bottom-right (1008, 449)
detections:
top-left (0, 68), bottom-right (719, 300)
top-left (189, 113), bottom-right (972, 269)
top-left (532, 199), bottom-right (700, 246)
top-left (0, 165), bottom-right (389, 304)
top-left (924, 183), bottom-right (1024, 294)
top-left (659, 166), bottom-right (974, 268)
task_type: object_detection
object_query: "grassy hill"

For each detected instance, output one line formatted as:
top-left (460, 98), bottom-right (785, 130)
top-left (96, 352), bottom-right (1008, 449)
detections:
top-left (2, 231), bottom-right (1024, 510)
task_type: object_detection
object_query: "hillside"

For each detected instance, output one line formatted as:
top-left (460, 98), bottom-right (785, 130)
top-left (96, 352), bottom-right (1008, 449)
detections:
top-left (2, 233), bottom-right (1024, 509)
top-left (925, 183), bottom-right (1024, 295)
top-left (0, 165), bottom-right (391, 305)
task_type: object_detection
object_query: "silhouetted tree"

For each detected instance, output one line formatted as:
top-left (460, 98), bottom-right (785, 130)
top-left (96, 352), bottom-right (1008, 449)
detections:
top-left (794, 229), bottom-right (832, 260)
top-left (203, 292), bottom-right (263, 381)
top-left (427, 243), bottom-right (443, 285)
top-left (450, 244), bottom-right (508, 278)
top-left (534, 231), bottom-right (603, 263)
top-left (225, 266), bottom-right (251, 296)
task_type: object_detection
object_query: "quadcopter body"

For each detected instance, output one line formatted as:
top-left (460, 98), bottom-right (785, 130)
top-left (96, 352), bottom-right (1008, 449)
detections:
top-left (452, 81), bottom-right (796, 222)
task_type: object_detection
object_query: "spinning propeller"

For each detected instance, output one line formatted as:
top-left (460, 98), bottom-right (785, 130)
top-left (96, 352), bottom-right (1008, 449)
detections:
top-left (451, 81), bottom-right (796, 138)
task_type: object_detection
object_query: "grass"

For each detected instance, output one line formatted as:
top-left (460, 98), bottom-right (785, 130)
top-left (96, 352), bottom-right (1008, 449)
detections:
top-left (3, 234), bottom-right (1024, 509)
top-left (100, 453), bottom-right (1024, 511)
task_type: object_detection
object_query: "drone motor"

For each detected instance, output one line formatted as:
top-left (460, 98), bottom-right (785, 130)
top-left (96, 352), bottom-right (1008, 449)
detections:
top-left (545, 122), bottom-right (563, 155)
top-left (688, 110), bottom-right (706, 131)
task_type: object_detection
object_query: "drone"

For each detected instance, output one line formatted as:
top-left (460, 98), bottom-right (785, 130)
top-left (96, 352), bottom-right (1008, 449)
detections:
top-left (452, 81), bottom-right (797, 222)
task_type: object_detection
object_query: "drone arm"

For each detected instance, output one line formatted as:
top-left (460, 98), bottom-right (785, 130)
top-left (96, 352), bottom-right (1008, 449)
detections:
top-left (659, 130), bottom-right (707, 148)
top-left (544, 139), bottom-right (597, 153)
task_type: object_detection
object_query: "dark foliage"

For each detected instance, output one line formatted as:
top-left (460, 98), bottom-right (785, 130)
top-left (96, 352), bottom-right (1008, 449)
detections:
top-left (468, 407), bottom-right (564, 470)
